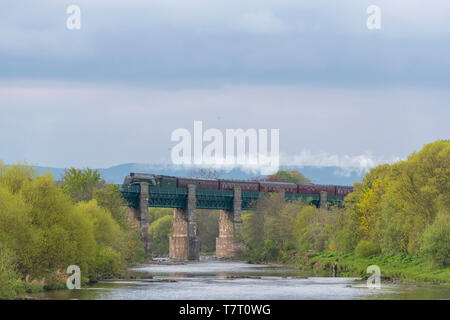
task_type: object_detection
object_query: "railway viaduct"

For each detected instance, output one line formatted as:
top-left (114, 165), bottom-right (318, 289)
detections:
top-left (120, 175), bottom-right (343, 261)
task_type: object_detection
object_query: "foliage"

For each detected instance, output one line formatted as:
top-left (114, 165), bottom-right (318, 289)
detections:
top-left (300, 251), bottom-right (450, 284)
top-left (93, 184), bottom-right (127, 228)
top-left (421, 212), bottom-right (450, 267)
top-left (0, 244), bottom-right (25, 299)
top-left (149, 215), bottom-right (173, 255)
top-left (242, 140), bottom-right (450, 274)
top-left (267, 170), bottom-right (311, 184)
top-left (242, 210), bottom-right (265, 261)
top-left (197, 210), bottom-right (220, 253)
top-left (94, 245), bottom-right (125, 276)
top-left (297, 210), bottom-right (333, 254)
top-left (148, 207), bottom-right (173, 224)
top-left (355, 240), bottom-right (381, 258)
top-left (0, 162), bottom-right (36, 194)
top-left (76, 200), bottom-right (126, 258)
top-left (0, 164), bottom-right (142, 298)
top-left (62, 168), bottom-right (105, 203)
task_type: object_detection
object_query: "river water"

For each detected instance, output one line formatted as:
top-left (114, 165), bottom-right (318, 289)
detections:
top-left (31, 257), bottom-right (450, 300)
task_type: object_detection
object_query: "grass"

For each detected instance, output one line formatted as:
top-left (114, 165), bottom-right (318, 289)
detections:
top-left (289, 251), bottom-right (450, 284)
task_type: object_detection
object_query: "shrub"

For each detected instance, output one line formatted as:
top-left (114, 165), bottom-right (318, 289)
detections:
top-left (149, 215), bottom-right (173, 255)
top-left (76, 200), bottom-right (127, 257)
top-left (0, 245), bottom-right (24, 299)
top-left (421, 213), bottom-right (450, 267)
top-left (376, 204), bottom-right (407, 255)
top-left (262, 240), bottom-right (280, 261)
top-left (355, 240), bottom-right (381, 258)
top-left (94, 246), bottom-right (124, 276)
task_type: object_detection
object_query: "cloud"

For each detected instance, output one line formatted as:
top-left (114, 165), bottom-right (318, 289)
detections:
top-left (1, 1), bottom-right (449, 170)
top-left (282, 149), bottom-right (403, 174)
top-left (233, 10), bottom-right (287, 35)
top-left (1, 1), bottom-right (450, 88)
top-left (0, 83), bottom-right (448, 169)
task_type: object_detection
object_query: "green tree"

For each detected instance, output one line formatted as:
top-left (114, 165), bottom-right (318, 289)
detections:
top-left (267, 170), bottom-right (311, 184)
top-left (295, 206), bottom-right (336, 254)
top-left (76, 200), bottom-right (127, 275)
top-left (0, 161), bottom-right (36, 194)
top-left (355, 240), bottom-right (381, 258)
top-left (197, 210), bottom-right (220, 253)
top-left (62, 168), bottom-right (105, 203)
top-left (94, 184), bottom-right (127, 227)
top-left (148, 207), bottom-right (173, 224)
top-left (149, 215), bottom-right (173, 255)
top-left (0, 244), bottom-right (24, 299)
top-left (242, 210), bottom-right (265, 261)
top-left (421, 212), bottom-right (450, 267)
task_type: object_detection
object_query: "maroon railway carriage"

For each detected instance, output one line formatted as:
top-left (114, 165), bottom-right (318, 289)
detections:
top-left (129, 174), bottom-right (354, 198)
top-left (335, 185), bottom-right (354, 196)
top-left (219, 180), bottom-right (260, 192)
top-left (259, 181), bottom-right (297, 193)
top-left (177, 177), bottom-right (219, 190)
top-left (298, 184), bottom-right (335, 195)
top-left (321, 185), bottom-right (336, 195)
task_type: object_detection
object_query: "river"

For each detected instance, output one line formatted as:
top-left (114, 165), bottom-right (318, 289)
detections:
top-left (30, 257), bottom-right (450, 300)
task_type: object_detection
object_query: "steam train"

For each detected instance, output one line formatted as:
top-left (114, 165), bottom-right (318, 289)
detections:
top-left (123, 173), bottom-right (354, 197)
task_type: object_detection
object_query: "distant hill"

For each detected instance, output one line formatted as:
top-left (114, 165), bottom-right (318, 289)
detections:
top-left (35, 163), bottom-right (366, 186)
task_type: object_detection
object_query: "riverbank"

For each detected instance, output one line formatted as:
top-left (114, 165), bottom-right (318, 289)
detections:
top-left (287, 251), bottom-right (450, 284)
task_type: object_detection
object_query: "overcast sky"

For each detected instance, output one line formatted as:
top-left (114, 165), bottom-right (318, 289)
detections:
top-left (1, 1), bottom-right (449, 171)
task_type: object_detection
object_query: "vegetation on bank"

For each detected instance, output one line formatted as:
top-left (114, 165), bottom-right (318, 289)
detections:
top-left (0, 165), bottom-right (145, 299)
top-left (241, 140), bottom-right (450, 283)
top-left (289, 251), bottom-right (450, 284)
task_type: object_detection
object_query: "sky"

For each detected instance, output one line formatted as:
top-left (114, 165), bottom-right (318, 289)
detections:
top-left (0, 1), bottom-right (449, 172)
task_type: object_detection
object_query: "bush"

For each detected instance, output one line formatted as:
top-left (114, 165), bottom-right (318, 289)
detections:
top-left (149, 215), bottom-right (173, 255)
top-left (0, 163), bottom-right (143, 298)
top-left (262, 240), bottom-right (280, 261)
top-left (355, 240), bottom-right (381, 258)
top-left (76, 200), bottom-right (127, 257)
top-left (94, 246), bottom-right (124, 276)
top-left (0, 245), bottom-right (24, 299)
top-left (376, 200), bottom-right (407, 255)
top-left (421, 213), bottom-right (450, 267)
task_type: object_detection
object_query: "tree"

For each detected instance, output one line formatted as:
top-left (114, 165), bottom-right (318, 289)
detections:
top-left (76, 200), bottom-right (127, 274)
top-left (421, 212), bottom-right (450, 267)
top-left (94, 184), bottom-right (127, 228)
top-left (0, 162), bottom-right (142, 296)
top-left (242, 210), bottom-right (265, 261)
top-left (267, 170), bottom-right (311, 184)
top-left (62, 168), bottom-right (105, 203)
top-left (0, 161), bottom-right (36, 194)
top-left (294, 205), bottom-right (336, 254)
top-left (196, 210), bottom-right (220, 253)
top-left (149, 215), bottom-right (173, 255)
top-left (0, 244), bottom-right (24, 299)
